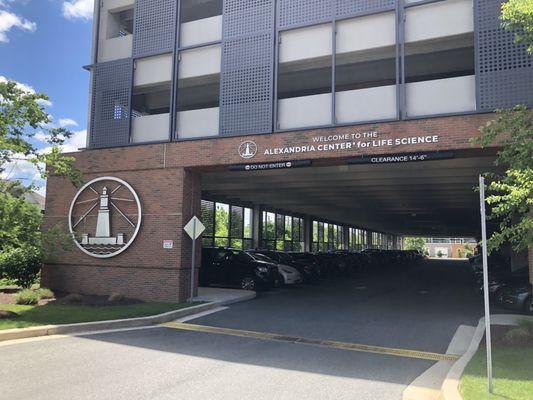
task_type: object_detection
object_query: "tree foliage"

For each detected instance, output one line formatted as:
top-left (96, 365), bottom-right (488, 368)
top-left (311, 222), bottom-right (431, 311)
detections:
top-left (403, 237), bottom-right (427, 253)
top-left (470, 2), bottom-right (533, 254)
top-left (0, 80), bottom-right (82, 186)
top-left (0, 186), bottom-right (74, 286)
top-left (502, 0), bottom-right (533, 53)
top-left (475, 106), bottom-right (532, 253)
top-left (0, 81), bottom-right (80, 287)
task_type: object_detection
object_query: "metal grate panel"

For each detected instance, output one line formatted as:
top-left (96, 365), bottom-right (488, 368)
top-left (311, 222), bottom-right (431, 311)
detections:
top-left (278, 0), bottom-right (333, 30)
top-left (224, 0), bottom-right (274, 38)
top-left (133, 0), bottom-right (177, 58)
top-left (476, 0), bottom-right (533, 110)
top-left (90, 59), bottom-right (133, 149)
top-left (220, 0), bottom-right (275, 136)
top-left (335, 0), bottom-right (395, 19)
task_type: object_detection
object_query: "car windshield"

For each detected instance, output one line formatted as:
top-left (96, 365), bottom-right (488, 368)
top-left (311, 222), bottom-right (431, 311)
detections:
top-left (249, 253), bottom-right (273, 263)
top-left (213, 250), bottom-right (229, 262)
top-left (230, 250), bottom-right (253, 263)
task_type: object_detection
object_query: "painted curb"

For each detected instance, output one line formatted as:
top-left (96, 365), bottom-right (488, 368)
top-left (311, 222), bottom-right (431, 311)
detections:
top-left (402, 325), bottom-right (475, 400)
top-left (440, 314), bottom-right (533, 400)
top-left (0, 291), bottom-right (256, 343)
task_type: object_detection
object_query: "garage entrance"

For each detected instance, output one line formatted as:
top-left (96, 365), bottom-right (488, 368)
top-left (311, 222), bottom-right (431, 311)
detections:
top-left (193, 150), bottom-right (505, 353)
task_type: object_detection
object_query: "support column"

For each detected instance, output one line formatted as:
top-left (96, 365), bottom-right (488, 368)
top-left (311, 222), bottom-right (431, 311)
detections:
top-left (343, 225), bottom-right (350, 250)
top-left (304, 217), bottom-right (312, 252)
top-left (180, 168), bottom-right (202, 300)
top-left (252, 205), bottom-right (261, 249)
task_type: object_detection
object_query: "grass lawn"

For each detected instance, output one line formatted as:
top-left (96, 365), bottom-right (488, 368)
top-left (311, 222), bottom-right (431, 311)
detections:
top-left (0, 302), bottom-right (202, 331)
top-left (460, 346), bottom-right (533, 400)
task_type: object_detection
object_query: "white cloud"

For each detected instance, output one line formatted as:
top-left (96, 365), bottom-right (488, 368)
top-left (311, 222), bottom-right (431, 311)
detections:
top-left (2, 130), bottom-right (87, 191)
top-left (1, 75), bottom-right (53, 108)
top-left (37, 98), bottom-right (53, 107)
top-left (34, 131), bottom-right (48, 142)
top-left (0, 9), bottom-right (36, 43)
top-left (0, 74), bottom-right (34, 93)
top-left (40, 129), bottom-right (87, 154)
top-left (62, 0), bottom-right (93, 21)
top-left (58, 118), bottom-right (78, 128)
top-left (61, 129), bottom-right (87, 152)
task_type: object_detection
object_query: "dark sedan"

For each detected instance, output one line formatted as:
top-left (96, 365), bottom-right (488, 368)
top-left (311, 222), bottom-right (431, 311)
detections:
top-left (200, 247), bottom-right (278, 291)
top-left (500, 282), bottom-right (533, 314)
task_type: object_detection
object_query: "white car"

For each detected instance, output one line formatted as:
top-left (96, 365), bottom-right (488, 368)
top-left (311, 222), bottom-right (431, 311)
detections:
top-left (248, 252), bottom-right (303, 286)
top-left (277, 264), bottom-right (303, 285)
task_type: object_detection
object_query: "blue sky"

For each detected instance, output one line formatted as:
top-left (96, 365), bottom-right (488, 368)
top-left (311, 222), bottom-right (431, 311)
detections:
top-left (0, 0), bottom-right (94, 195)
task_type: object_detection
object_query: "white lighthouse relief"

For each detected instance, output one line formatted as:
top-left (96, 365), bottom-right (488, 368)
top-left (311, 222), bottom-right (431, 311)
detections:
top-left (69, 177), bottom-right (142, 258)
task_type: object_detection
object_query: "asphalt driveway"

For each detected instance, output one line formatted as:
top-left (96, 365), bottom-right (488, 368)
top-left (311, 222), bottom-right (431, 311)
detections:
top-left (194, 259), bottom-right (484, 353)
top-left (0, 259), bottom-right (483, 400)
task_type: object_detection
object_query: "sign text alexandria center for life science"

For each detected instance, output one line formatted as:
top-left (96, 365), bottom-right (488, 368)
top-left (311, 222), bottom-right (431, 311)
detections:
top-left (261, 131), bottom-right (440, 156)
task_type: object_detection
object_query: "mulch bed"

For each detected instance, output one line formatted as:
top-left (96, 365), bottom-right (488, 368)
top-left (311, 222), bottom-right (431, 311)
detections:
top-left (1, 290), bottom-right (142, 308)
top-left (51, 292), bottom-right (143, 307)
top-left (0, 291), bottom-right (16, 305)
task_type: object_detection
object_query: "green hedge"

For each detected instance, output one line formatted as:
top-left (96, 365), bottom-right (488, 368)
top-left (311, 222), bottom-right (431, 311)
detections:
top-left (0, 246), bottom-right (42, 288)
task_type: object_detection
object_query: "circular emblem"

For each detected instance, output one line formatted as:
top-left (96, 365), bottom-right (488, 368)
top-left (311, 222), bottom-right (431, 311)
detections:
top-left (238, 141), bottom-right (257, 159)
top-left (69, 177), bottom-right (142, 259)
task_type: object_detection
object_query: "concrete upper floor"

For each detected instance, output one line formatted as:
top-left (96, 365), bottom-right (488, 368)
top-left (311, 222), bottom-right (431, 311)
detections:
top-left (86, 0), bottom-right (533, 149)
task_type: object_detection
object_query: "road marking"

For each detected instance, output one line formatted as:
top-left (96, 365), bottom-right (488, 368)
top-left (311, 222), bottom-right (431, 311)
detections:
top-left (161, 322), bottom-right (460, 362)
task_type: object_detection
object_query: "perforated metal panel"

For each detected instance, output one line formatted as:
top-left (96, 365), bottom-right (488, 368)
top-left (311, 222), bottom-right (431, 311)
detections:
top-left (476, 0), bottom-right (533, 110)
top-left (133, 0), bottom-right (177, 58)
top-left (224, 0), bottom-right (274, 38)
top-left (90, 59), bottom-right (133, 149)
top-left (278, 0), bottom-right (333, 30)
top-left (220, 0), bottom-right (275, 136)
top-left (335, 0), bottom-right (395, 19)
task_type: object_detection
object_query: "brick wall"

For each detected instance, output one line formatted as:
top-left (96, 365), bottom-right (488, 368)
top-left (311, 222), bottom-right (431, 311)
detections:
top-left (43, 113), bottom-right (499, 302)
top-left (42, 168), bottom-right (202, 302)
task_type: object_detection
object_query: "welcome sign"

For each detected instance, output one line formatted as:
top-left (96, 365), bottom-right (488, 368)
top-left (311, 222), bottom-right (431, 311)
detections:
top-left (261, 131), bottom-right (440, 157)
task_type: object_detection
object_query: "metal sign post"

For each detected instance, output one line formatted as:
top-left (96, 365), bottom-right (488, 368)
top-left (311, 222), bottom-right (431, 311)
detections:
top-left (184, 217), bottom-right (206, 303)
top-left (479, 175), bottom-right (493, 393)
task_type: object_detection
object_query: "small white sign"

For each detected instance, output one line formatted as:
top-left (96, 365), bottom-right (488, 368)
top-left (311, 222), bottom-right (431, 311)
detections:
top-left (184, 216), bottom-right (206, 240)
top-left (163, 240), bottom-right (174, 249)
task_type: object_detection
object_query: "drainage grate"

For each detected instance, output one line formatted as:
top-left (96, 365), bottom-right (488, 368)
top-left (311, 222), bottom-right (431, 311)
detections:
top-left (161, 322), bottom-right (460, 362)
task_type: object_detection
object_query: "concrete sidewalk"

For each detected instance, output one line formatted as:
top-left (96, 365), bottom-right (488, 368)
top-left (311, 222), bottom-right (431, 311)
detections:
top-left (0, 287), bottom-right (255, 343)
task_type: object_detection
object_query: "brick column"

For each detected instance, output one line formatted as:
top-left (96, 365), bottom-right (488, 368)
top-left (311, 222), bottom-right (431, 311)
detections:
top-left (42, 167), bottom-right (202, 303)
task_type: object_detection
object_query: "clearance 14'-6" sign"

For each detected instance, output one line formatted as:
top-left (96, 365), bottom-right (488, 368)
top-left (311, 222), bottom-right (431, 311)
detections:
top-left (238, 131), bottom-right (440, 159)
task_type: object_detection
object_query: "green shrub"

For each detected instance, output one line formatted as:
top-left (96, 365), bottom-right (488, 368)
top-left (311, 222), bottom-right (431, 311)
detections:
top-left (108, 293), bottom-right (125, 304)
top-left (0, 246), bottom-right (42, 288)
top-left (503, 327), bottom-right (531, 346)
top-left (15, 289), bottom-right (40, 305)
top-left (36, 288), bottom-right (54, 299)
top-left (517, 319), bottom-right (533, 334)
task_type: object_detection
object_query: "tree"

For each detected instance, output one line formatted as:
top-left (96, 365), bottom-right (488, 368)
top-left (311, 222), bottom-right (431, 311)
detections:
top-left (403, 237), bottom-right (427, 253)
top-left (473, 2), bottom-right (533, 253)
top-left (0, 80), bottom-right (82, 186)
top-left (502, 0), bottom-right (533, 53)
top-left (0, 81), bottom-right (81, 287)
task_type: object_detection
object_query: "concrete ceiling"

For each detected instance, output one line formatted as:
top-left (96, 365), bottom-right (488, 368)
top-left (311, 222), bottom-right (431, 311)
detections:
top-left (202, 153), bottom-right (501, 237)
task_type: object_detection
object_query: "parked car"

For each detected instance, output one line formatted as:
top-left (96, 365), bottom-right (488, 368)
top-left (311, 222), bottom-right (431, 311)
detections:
top-left (253, 250), bottom-right (322, 282)
top-left (200, 247), bottom-right (278, 291)
top-left (247, 252), bottom-right (303, 286)
top-left (500, 282), bottom-right (533, 314)
top-left (475, 267), bottom-right (529, 300)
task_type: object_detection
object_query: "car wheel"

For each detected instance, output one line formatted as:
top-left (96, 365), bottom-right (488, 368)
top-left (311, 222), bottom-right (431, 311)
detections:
top-left (525, 296), bottom-right (533, 315)
top-left (273, 277), bottom-right (283, 288)
top-left (240, 277), bottom-right (256, 291)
